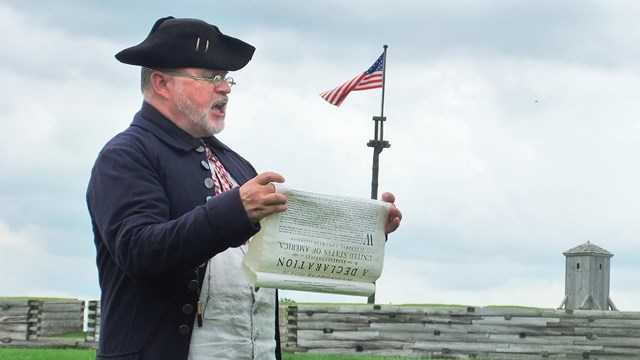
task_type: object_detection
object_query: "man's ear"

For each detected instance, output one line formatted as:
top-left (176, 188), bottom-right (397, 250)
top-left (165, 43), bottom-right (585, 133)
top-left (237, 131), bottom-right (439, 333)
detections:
top-left (149, 71), bottom-right (173, 100)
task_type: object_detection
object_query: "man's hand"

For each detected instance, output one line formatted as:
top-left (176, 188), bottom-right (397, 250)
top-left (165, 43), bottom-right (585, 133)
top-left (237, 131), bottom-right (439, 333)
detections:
top-left (240, 172), bottom-right (288, 223)
top-left (381, 192), bottom-right (402, 235)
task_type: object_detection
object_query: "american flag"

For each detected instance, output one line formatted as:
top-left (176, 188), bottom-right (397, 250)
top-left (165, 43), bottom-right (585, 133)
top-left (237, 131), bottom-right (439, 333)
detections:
top-left (320, 52), bottom-right (384, 107)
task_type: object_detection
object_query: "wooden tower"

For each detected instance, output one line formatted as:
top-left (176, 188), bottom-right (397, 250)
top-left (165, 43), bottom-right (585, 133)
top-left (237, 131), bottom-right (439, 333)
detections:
top-left (558, 241), bottom-right (617, 310)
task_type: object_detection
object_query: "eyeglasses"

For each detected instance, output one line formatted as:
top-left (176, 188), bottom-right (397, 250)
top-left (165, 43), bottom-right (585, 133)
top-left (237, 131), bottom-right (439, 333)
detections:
top-left (149, 68), bottom-right (236, 88)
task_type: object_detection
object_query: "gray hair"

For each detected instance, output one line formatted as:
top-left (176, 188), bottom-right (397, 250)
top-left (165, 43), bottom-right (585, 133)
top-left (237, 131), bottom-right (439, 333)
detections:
top-left (141, 67), bottom-right (153, 95)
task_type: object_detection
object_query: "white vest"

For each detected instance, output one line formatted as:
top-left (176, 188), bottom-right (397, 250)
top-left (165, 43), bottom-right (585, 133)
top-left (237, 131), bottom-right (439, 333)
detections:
top-left (188, 245), bottom-right (277, 360)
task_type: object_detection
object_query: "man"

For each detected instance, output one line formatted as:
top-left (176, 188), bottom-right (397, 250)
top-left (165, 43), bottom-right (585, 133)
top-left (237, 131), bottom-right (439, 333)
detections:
top-left (87, 16), bottom-right (402, 360)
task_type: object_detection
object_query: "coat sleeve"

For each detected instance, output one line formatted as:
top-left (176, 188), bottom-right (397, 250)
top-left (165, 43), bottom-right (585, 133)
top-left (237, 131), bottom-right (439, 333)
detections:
top-left (87, 142), bottom-right (259, 280)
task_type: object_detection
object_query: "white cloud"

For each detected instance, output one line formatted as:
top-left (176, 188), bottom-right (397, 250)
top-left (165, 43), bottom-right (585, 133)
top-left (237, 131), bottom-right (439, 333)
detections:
top-left (0, 220), bottom-right (98, 298)
top-left (0, 222), bottom-right (39, 283)
top-left (0, 1), bottom-right (638, 312)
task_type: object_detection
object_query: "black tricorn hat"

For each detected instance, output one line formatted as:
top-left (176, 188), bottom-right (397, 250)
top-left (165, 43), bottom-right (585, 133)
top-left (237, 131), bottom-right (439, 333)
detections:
top-left (115, 16), bottom-right (255, 71)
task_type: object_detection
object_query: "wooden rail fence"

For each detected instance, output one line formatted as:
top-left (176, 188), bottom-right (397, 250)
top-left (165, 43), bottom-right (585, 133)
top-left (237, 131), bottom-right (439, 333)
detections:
top-left (282, 305), bottom-right (640, 359)
top-left (0, 299), bottom-right (40, 345)
top-left (39, 300), bottom-right (84, 337)
top-left (3, 298), bottom-right (640, 359)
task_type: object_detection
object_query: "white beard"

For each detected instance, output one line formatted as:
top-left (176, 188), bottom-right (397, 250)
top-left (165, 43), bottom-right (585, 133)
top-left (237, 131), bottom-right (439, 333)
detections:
top-left (175, 84), bottom-right (225, 136)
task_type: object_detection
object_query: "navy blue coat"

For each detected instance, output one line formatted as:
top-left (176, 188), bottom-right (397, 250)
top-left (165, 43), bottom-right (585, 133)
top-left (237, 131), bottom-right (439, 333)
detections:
top-left (87, 102), bottom-right (281, 359)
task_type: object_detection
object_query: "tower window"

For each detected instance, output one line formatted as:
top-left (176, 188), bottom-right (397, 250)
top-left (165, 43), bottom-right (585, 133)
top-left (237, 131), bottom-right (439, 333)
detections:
top-left (577, 263), bottom-right (580, 269)
top-left (599, 264), bottom-right (602, 270)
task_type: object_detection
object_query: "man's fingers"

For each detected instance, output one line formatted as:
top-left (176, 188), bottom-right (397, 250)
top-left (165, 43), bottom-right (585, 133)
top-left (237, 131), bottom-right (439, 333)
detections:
top-left (381, 191), bottom-right (395, 203)
top-left (240, 172), bottom-right (288, 223)
top-left (389, 206), bottom-right (402, 221)
top-left (253, 171), bottom-right (285, 186)
top-left (381, 192), bottom-right (402, 235)
top-left (263, 193), bottom-right (288, 205)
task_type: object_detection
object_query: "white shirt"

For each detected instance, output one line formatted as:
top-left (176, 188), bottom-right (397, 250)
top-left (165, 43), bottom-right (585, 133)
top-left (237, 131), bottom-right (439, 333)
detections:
top-left (188, 244), bottom-right (277, 360)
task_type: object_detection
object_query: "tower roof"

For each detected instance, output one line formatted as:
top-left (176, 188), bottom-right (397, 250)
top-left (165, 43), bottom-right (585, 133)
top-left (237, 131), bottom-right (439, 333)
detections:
top-left (563, 241), bottom-right (613, 257)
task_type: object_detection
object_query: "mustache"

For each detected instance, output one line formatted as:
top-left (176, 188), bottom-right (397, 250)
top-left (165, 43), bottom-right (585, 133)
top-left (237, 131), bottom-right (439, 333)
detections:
top-left (211, 95), bottom-right (228, 107)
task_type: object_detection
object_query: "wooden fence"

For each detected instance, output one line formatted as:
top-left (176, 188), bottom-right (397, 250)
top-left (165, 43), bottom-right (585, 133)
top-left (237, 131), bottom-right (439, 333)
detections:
top-left (0, 298), bottom-right (85, 348)
top-left (39, 300), bottom-right (84, 337)
top-left (3, 298), bottom-right (640, 358)
top-left (0, 299), bottom-right (40, 345)
top-left (282, 305), bottom-right (640, 359)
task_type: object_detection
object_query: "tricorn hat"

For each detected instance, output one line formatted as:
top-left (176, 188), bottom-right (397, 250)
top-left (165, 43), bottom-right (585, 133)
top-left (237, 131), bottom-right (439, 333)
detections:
top-left (115, 16), bottom-right (255, 71)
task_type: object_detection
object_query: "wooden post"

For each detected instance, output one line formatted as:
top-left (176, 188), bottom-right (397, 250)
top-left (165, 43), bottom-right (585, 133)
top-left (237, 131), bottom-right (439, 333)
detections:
top-left (85, 300), bottom-right (100, 343)
top-left (27, 300), bottom-right (41, 341)
top-left (285, 305), bottom-right (298, 351)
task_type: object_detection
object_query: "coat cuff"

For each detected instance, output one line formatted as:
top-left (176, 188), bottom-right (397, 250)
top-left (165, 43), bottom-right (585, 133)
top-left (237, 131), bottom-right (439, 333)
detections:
top-left (204, 187), bottom-right (260, 247)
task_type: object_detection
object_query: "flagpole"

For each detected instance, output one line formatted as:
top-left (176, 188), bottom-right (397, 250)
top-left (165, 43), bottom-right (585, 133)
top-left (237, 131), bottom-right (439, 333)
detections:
top-left (380, 44), bottom-right (388, 117)
top-left (366, 45), bottom-right (390, 304)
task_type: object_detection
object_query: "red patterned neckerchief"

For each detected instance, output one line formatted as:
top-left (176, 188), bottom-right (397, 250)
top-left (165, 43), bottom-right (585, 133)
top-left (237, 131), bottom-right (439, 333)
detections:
top-left (203, 144), bottom-right (235, 194)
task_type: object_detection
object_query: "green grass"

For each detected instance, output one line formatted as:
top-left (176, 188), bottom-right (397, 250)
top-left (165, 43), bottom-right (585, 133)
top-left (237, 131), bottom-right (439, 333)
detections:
top-left (49, 331), bottom-right (87, 339)
top-left (0, 349), bottom-right (428, 360)
top-left (283, 355), bottom-right (426, 360)
top-left (0, 349), bottom-right (95, 360)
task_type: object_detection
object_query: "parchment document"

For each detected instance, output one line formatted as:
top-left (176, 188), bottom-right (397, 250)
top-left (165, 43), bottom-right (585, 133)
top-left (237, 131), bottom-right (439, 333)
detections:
top-left (241, 184), bottom-right (391, 296)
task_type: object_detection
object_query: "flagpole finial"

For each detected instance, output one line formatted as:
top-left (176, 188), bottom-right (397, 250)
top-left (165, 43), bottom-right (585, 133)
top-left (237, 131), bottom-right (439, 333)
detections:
top-left (383, 44), bottom-right (388, 49)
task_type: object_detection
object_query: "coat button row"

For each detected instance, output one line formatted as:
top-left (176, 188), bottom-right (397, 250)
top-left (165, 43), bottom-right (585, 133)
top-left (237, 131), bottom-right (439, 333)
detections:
top-left (178, 324), bottom-right (190, 335)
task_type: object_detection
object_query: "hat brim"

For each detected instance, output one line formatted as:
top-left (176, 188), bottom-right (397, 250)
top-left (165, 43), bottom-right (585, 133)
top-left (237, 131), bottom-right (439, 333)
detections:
top-left (115, 18), bottom-right (255, 71)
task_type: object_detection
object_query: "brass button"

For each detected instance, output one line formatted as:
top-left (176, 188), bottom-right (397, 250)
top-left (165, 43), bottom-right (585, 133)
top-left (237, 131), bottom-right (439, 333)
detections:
top-left (206, 196), bottom-right (212, 202)
top-left (204, 178), bottom-right (214, 189)
top-left (195, 146), bottom-right (205, 153)
top-left (201, 160), bottom-right (210, 170)
top-left (182, 304), bottom-right (194, 315)
top-left (178, 324), bottom-right (190, 335)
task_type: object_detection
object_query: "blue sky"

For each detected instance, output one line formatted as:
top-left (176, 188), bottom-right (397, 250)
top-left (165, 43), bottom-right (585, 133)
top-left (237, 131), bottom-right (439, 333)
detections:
top-left (1, 0), bottom-right (638, 310)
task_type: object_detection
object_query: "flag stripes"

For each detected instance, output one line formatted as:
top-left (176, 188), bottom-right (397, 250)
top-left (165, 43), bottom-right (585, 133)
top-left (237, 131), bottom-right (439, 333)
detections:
top-left (320, 52), bottom-right (384, 107)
